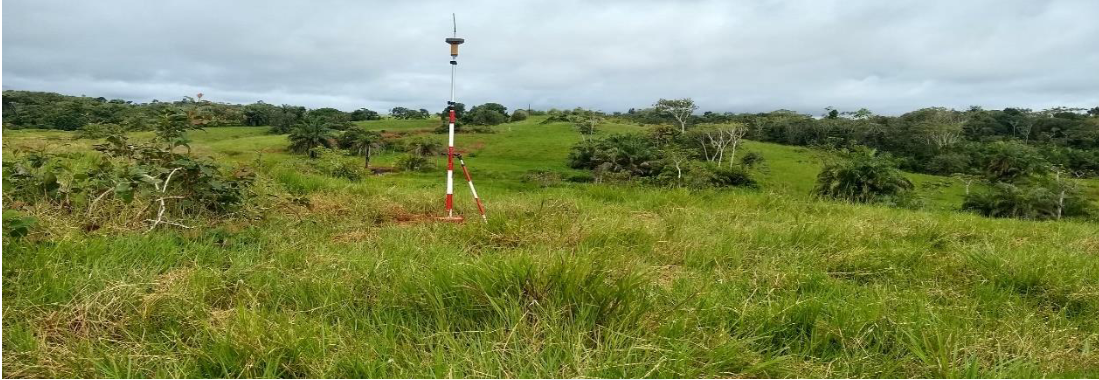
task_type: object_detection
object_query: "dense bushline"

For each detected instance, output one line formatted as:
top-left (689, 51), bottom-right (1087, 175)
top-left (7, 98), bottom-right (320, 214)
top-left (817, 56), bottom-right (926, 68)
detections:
top-left (617, 105), bottom-right (1099, 177)
top-left (568, 125), bottom-right (759, 188)
top-left (1, 90), bottom-right (394, 133)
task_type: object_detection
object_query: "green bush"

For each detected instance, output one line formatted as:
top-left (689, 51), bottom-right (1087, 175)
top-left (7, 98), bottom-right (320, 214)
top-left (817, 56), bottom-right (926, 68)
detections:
top-left (963, 182), bottom-right (1092, 220)
top-left (309, 149), bottom-right (366, 181)
top-left (813, 148), bottom-right (913, 203)
top-left (738, 151), bottom-right (765, 169)
top-left (509, 110), bottom-right (529, 122)
top-left (396, 154), bottom-right (432, 172)
top-left (75, 122), bottom-right (126, 139)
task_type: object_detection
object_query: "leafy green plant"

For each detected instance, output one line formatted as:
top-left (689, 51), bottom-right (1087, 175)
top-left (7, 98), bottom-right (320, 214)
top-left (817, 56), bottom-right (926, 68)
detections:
top-left (963, 182), bottom-right (1091, 220)
top-left (813, 147), bottom-right (913, 203)
top-left (337, 128), bottom-right (385, 168)
top-left (75, 122), bottom-right (126, 139)
top-left (308, 149), bottom-right (366, 181)
top-left (288, 117), bottom-right (337, 158)
top-left (395, 154), bottom-right (432, 172)
top-left (2, 209), bottom-right (37, 239)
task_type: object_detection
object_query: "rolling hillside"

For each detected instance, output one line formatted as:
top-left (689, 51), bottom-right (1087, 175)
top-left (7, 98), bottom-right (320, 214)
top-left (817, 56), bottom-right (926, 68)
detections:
top-left (3, 117), bottom-right (1098, 377)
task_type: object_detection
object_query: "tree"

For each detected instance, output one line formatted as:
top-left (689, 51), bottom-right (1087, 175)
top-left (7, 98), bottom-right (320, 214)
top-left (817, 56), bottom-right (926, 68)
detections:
top-left (338, 128), bottom-right (385, 168)
top-left (270, 105), bottom-right (307, 134)
top-left (307, 107), bottom-right (351, 129)
top-left (288, 117), bottom-right (336, 158)
top-left (690, 123), bottom-right (747, 167)
top-left (390, 107), bottom-right (427, 120)
top-left (350, 108), bottom-right (381, 121)
top-left (465, 103), bottom-right (509, 126)
top-left (977, 141), bottom-right (1047, 182)
top-left (466, 107), bottom-right (508, 126)
top-left (654, 98), bottom-right (698, 132)
top-left (568, 108), bottom-right (603, 140)
top-left (813, 148), bottom-right (914, 203)
top-left (916, 108), bottom-right (965, 149)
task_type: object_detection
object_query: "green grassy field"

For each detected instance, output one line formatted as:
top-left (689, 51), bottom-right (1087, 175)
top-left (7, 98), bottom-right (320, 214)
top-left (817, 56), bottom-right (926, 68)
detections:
top-left (3, 117), bottom-right (1098, 377)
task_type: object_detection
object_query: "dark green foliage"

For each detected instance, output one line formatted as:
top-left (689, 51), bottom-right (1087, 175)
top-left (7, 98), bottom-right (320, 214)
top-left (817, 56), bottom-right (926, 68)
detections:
top-left (308, 149), bottom-right (366, 180)
top-left (3, 134), bottom-right (253, 217)
top-left (977, 141), bottom-right (1048, 182)
top-left (288, 118), bottom-right (337, 158)
top-left (75, 122), bottom-right (126, 139)
top-left (3, 90), bottom-right (248, 131)
top-left (701, 164), bottom-right (758, 188)
top-left (306, 108), bottom-right (352, 130)
top-left (813, 148), bottom-right (914, 203)
top-left (2, 210), bottom-right (36, 239)
top-left (466, 107), bottom-right (508, 126)
top-left (738, 151), bottom-right (765, 169)
top-left (153, 109), bottom-right (202, 152)
top-left (395, 154), bottom-right (432, 172)
top-left (465, 103), bottom-right (509, 126)
top-left (569, 132), bottom-right (760, 188)
top-left (568, 134), bottom-right (657, 178)
top-left (926, 152), bottom-right (973, 175)
top-left (349, 108), bottom-right (381, 121)
top-left (390, 107), bottom-right (430, 120)
top-left (439, 103), bottom-right (466, 121)
top-left (434, 103), bottom-right (496, 133)
top-left (962, 182), bottom-right (1091, 220)
top-left (338, 128), bottom-right (385, 168)
top-left (268, 105), bottom-right (308, 134)
top-left (403, 137), bottom-right (444, 157)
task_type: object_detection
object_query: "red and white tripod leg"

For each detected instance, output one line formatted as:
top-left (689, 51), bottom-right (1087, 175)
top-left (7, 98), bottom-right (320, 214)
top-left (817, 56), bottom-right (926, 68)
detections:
top-left (458, 156), bottom-right (487, 222)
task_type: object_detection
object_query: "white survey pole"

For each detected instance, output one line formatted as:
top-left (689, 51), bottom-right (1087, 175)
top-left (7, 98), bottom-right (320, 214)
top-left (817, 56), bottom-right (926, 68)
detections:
top-left (444, 15), bottom-right (465, 218)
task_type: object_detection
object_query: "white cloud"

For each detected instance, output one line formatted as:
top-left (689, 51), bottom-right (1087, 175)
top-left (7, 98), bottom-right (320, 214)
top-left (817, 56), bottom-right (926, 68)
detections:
top-left (3, 0), bottom-right (1098, 114)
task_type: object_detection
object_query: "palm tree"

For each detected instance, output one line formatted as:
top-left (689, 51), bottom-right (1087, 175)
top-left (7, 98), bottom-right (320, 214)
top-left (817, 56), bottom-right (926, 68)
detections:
top-left (339, 128), bottom-right (384, 168)
top-left (813, 147), bottom-right (913, 203)
top-left (288, 117), bottom-right (336, 158)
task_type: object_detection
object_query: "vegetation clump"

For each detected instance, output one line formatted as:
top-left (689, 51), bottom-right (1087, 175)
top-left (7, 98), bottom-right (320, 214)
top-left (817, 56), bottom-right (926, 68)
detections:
top-left (813, 148), bottom-right (914, 203)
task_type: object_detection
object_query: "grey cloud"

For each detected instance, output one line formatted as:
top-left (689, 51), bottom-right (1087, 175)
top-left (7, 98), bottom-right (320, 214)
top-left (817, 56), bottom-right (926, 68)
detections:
top-left (4, 0), bottom-right (1098, 115)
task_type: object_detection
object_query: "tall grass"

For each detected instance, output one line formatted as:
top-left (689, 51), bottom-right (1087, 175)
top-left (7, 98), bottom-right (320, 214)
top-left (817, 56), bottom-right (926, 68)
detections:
top-left (3, 120), bottom-right (1098, 377)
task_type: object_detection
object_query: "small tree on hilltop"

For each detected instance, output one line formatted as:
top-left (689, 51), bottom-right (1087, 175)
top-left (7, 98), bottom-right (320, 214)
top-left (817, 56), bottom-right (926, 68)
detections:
top-left (654, 98), bottom-right (698, 132)
top-left (813, 147), bottom-right (914, 203)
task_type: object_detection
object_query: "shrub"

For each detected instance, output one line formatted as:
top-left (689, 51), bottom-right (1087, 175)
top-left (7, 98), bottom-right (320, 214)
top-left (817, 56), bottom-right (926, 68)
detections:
top-left (3, 136), bottom-right (254, 218)
top-left (738, 151), bottom-right (765, 169)
top-left (288, 117), bottom-right (337, 158)
top-left (309, 149), bottom-right (366, 181)
top-left (2, 209), bottom-right (37, 239)
top-left (509, 110), bottom-right (529, 122)
top-left (976, 141), bottom-right (1048, 182)
top-left (926, 152), bottom-right (972, 175)
top-left (963, 182), bottom-right (1092, 220)
top-left (654, 161), bottom-right (757, 189)
top-left (75, 122), bottom-right (126, 139)
top-left (396, 154), bottom-right (432, 172)
top-left (709, 164), bottom-right (758, 188)
top-left (567, 134), bottom-right (657, 177)
top-left (813, 148), bottom-right (913, 203)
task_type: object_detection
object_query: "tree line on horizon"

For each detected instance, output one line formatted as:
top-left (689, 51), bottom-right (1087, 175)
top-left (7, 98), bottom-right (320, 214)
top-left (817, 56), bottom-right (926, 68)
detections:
top-left (562, 98), bottom-right (1098, 221)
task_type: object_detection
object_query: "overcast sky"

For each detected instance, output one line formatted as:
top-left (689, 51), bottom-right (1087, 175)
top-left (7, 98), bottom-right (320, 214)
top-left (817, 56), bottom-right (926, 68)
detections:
top-left (3, 0), bottom-right (1098, 115)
